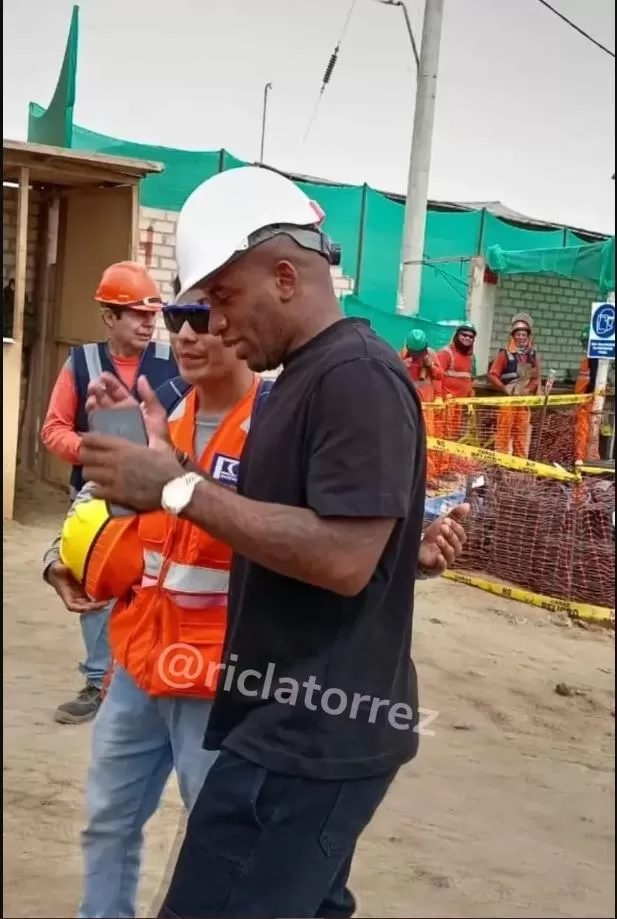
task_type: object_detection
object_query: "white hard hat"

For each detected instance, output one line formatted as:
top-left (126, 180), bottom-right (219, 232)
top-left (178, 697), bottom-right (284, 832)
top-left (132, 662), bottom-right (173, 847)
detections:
top-left (511, 312), bottom-right (533, 333)
top-left (175, 166), bottom-right (332, 304)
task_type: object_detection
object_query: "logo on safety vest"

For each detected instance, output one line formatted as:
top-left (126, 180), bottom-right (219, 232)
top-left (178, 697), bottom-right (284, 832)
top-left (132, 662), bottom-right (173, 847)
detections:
top-left (211, 453), bottom-right (240, 487)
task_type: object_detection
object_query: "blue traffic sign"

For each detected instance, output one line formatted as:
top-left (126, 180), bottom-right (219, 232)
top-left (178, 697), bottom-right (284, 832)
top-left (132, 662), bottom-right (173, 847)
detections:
top-left (588, 301), bottom-right (615, 360)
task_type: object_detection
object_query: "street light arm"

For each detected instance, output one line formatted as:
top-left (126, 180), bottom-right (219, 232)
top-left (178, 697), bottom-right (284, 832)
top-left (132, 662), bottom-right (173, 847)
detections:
top-left (373, 0), bottom-right (419, 72)
top-left (259, 82), bottom-right (273, 164)
top-left (398, 1), bottom-right (420, 71)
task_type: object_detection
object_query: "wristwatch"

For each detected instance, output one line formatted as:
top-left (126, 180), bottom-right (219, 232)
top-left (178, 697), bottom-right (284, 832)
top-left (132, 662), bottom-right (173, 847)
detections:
top-left (161, 472), bottom-right (203, 516)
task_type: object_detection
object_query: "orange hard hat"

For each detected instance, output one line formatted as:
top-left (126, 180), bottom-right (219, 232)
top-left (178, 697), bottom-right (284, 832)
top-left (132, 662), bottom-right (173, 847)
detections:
top-left (94, 261), bottom-right (163, 311)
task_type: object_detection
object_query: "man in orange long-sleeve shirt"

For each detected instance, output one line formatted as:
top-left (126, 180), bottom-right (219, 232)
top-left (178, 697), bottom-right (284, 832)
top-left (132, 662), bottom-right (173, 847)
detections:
top-left (40, 261), bottom-right (178, 725)
top-left (574, 323), bottom-right (600, 464)
top-left (488, 313), bottom-right (541, 458)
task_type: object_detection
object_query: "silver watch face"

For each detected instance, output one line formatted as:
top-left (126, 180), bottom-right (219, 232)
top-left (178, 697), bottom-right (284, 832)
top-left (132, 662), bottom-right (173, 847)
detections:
top-left (163, 473), bottom-right (201, 514)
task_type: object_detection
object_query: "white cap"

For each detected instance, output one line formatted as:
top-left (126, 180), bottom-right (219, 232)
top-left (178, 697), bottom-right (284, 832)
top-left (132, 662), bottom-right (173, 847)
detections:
top-left (175, 166), bottom-right (322, 305)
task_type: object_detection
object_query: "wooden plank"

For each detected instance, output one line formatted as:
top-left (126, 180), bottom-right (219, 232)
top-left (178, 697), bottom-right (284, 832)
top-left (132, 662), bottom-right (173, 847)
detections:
top-left (12, 167), bottom-right (30, 344)
top-left (3, 167), bottom-right (29, 518)
top-left (3, 138), bottom-right (163, 178)
top-left (23, 193), bottom-right (60, 478)
top-left (130, 182), bottom-right (140, 261)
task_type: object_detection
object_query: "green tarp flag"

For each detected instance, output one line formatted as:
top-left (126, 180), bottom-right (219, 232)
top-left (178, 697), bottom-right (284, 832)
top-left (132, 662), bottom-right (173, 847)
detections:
top-left (27, 5), bottom-right (78, 147)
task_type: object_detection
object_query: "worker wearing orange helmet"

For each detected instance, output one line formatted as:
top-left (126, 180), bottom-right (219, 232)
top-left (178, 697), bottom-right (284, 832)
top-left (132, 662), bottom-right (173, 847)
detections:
top-left (488, 313), bottom-right (541, 457)
top-left (41, 261), bottom-right (178, 726)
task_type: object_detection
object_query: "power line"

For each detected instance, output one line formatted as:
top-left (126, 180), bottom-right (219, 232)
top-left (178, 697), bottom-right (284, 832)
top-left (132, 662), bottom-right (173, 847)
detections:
top-left (303, 0), bottom-right (359, 143)
top-left (535, 0), bottom-right (615, 58)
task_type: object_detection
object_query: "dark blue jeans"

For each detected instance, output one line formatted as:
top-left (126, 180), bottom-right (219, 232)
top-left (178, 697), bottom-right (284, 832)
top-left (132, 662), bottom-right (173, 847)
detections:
top-left (158, 749), bottom-right (397, 918)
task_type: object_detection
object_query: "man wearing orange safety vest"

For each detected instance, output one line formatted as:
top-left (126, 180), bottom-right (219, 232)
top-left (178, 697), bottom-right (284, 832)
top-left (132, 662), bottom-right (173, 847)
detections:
top-left (42, 297), bottom-right (269, 918)
top-left (436, 320), bottom-right (477, 442)
top-left (401, 329), bottom-right (444, 480)
top-left (41, 261), bottom-right (178, 726)
top-left (488, 313), bottom-right (541, 457)
top-left (574, 323), bottom-right (600, 464)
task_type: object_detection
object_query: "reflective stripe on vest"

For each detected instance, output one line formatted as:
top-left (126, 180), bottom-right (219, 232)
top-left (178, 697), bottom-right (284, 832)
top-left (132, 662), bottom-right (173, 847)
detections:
top-left (443, 346), bottom-right (472, 379)
top-left (82, 342), bottom-right (104, 381)
top-left (140, 549), bottom-right (228, 607)
top-left (154, 340), bottom-right (171, 360)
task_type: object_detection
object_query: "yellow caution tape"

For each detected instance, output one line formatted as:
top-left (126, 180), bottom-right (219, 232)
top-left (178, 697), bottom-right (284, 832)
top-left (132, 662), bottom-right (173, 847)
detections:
top-left (426, 436), bottom-right (580, 481)
top-left (579, 464), bottom-right (616, 476)
top-left (442, 570), bottom-right (614, 624)
top-left (425, 393), bottom-right (592, 410)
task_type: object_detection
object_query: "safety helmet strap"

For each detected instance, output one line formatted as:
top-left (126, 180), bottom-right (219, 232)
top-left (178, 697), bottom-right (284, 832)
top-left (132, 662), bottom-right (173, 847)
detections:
top-left (234, 224), bottom-right (341, 268)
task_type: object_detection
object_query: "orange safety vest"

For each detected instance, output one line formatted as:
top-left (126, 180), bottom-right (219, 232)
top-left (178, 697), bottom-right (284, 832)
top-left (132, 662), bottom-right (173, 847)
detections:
top-left (404, 349), bottom-right (442, 402)
top-left (91, 375), bottom-right (261, 699)
top-left (575, 356), bottom-right (591, 395)
top-left (437, 344), bottom-right (474, 398)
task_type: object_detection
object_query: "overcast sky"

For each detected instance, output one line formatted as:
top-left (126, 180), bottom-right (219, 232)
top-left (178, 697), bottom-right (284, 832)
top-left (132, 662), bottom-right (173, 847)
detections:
top-left (3, 0), bottom-right (615, 233)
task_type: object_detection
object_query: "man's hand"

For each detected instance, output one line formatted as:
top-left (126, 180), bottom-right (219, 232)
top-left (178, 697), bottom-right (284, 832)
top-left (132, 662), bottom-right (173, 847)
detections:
top-left (80, 433), bottom-right (184, 511)
top-left (47, 561), bottom-right (109, 613)
top-left (419, 503), bottom-right (470, 576)
top-left (86, 372), bottom-right (138, 413)
top-left (86, 373), bottom-right (171, 448)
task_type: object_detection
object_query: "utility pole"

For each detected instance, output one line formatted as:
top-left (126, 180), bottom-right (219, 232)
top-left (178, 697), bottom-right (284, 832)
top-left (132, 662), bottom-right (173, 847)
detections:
top-left (259, 82), bottom-right (273, 164)
top-left (398, 0), bottom-right (445, 316)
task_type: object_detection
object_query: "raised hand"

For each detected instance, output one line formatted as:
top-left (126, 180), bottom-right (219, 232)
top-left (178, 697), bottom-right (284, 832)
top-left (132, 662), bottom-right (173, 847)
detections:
top-left (86, 372), bottom-right (137, 414)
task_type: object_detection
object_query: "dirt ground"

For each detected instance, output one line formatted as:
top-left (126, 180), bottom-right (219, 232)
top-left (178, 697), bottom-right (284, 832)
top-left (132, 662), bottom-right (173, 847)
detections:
top-left (3, 475), bottom-right (615, 919)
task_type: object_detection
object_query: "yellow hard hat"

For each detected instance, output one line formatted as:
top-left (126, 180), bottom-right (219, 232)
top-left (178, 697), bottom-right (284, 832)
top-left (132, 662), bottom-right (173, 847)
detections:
top-left (60, 499), bottom-right (142, 601)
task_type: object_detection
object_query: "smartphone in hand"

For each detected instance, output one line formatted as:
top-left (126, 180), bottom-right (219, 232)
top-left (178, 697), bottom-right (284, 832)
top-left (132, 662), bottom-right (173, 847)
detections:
top-left (88, 407), bottom-right (148, 516)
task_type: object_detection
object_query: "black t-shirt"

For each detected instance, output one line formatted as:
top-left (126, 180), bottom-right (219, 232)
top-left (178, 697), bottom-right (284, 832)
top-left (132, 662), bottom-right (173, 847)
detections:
top-left (204, 317), bottom-right (427, 780)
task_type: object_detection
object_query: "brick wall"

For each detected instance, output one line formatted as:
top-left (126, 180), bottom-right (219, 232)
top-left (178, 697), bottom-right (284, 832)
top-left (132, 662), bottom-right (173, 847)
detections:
top-left (491, 274), bottom-right (600, 381)
top-left (3, 185), bottom-right (40, 328)
top-left (137, 206), bottom-right (354, 343)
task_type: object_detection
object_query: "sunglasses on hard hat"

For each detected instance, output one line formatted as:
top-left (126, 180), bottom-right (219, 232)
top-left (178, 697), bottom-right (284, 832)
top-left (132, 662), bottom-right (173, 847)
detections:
top-left (162, 304), bottom-right (211, 335)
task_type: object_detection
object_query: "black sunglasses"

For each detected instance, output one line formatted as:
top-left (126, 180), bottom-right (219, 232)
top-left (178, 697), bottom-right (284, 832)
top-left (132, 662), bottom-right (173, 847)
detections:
top-left (162, 305), bottom-right (211, 334)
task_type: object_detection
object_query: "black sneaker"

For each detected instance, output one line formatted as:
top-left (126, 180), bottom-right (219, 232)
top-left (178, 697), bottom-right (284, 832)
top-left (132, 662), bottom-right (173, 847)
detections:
top-left (54, 682), bottom-right (102, 724)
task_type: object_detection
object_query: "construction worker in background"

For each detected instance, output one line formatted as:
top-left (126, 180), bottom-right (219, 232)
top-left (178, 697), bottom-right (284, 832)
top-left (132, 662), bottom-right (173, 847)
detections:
top-left (437, 320), bottom-right (477, 442)
top-left (40, 261), bottom-right (178, 726)
top-left (42, 300), bottom-right (268, 918)
top-left (488, 312), bottom-right (541, 457)
top-left (574, 323), bottom-right (600, 464)
top-left (402, 328), bottom-right (444, 480)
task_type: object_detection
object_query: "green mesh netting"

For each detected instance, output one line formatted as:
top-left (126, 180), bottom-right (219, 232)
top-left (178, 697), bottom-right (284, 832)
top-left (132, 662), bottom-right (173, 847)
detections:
top-left (486, 236), bottom-right (615, 296)
top-left (296, 182), bottom-right (364, 283)
top-left (342, 294), bottom-right (461, 353)
top-left (355, 190), bottom-right (480, 321)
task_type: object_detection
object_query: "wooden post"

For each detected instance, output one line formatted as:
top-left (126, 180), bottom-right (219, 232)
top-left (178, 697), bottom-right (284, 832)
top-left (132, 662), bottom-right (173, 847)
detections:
top-left (130, 181), bottom-right (140, 261)
top-left (21, 192), bottom-right (60, 477)
top-left (3, 167), bottom-right (30, 518)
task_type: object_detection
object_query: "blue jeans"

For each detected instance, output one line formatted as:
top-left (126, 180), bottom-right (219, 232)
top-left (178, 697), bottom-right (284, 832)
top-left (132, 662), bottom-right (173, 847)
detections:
top-left (79, 666), bottom-right (217, 919)
top-left (79, 604), bottom-right (113, 690)
top-left (158, 750), bottom-right (397, 918)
